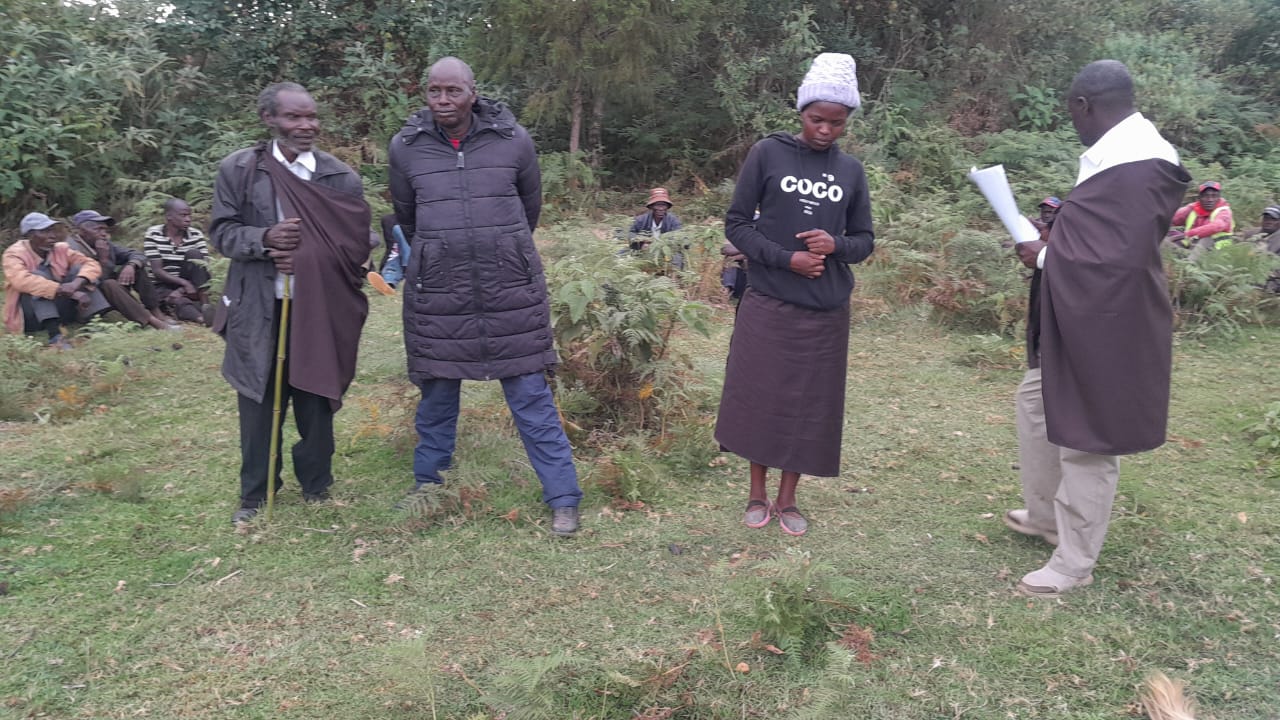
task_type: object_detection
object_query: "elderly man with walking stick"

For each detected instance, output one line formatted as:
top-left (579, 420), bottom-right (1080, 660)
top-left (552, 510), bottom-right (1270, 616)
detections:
top-left (210, 82), bottom-right (371, 526)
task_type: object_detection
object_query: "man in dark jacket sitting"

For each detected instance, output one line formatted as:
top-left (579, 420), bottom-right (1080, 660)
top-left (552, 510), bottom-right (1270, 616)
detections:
top-left (388, 57), bottom-right (583, 535)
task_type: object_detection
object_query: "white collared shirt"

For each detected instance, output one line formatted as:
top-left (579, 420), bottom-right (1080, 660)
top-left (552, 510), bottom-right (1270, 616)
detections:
top-left (1074, 112), bottom-right (1178, 187)
top-left (1038, 112), bottom-right (1180, 268)
top-left (272, 141), bottom-right (316, 298)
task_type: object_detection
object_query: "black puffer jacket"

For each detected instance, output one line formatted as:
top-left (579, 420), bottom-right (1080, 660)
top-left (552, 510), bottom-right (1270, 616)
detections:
top-left (388, 98), bottom-right (556, 382)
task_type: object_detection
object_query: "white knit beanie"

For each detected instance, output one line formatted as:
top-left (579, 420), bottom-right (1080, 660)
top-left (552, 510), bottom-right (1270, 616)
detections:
top-left (796, 53), bottom-right (861, 112)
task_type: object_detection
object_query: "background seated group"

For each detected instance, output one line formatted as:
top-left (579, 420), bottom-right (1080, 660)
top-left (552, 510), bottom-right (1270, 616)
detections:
top-left (2, 198), bottom-right (214, 348)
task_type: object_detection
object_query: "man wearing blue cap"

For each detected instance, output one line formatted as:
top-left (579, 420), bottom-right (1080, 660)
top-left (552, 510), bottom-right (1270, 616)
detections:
top-left (2, 212), bottom-right (108, 348)
top-left (66, 210), bottom-right (175, 330)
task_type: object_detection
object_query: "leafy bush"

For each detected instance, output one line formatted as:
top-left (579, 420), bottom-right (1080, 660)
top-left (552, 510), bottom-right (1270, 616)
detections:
top-left (1166, 243), bottom-right (1280, 336)
top-left (1246, 401), bottom-right (1280, 480)
top-left (544, 227), bottom-right (711, 430)
top-left (866, 209), bottom-right (1027, 335)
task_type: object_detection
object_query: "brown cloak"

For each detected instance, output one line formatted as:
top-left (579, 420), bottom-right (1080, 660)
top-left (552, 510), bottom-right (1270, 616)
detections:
top-left (261, 150), bottom-right (372, 408)
top-left (1040, 158), bottom-right (1189, 455)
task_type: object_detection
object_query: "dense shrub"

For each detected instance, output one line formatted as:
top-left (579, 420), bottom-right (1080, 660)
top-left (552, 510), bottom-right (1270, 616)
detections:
top-left (1166, 243), bottom-right (1280, 336)
top-left (541, 225), bottom-right (712, 430)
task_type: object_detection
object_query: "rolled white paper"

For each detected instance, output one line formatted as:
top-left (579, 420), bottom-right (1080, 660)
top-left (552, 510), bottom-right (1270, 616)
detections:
top-left (968, 165), bottom-right (1041, 244)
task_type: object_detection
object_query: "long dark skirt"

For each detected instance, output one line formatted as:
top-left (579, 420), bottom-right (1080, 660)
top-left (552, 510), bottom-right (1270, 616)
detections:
top-left (715, 289), bottom-right (850, 477)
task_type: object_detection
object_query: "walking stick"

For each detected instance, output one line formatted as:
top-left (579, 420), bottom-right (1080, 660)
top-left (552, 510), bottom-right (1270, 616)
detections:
top-left (265, 275), bottom-right (292, 521)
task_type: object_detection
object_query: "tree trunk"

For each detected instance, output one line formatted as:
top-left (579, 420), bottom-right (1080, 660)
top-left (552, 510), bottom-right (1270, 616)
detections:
top-left (569, 79), bottom-right (583, 156)
top-left (588, 93), bottom-right (604, 170)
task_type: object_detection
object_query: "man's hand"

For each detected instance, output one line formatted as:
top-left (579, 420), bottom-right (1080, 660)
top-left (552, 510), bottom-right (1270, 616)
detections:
top-left (265, 218), bottom-right (302, 251)
top-left (71, 290), bottom-right (91, 311)
top-left (93, 239), bottom-right (112, 263)
top-left (270, 248), bottom-right (295, 275)
top-left (178, 279), bottom-right (198, 298)
top-left (790, 251), bottom-right (826, 279)
top-left (56, 278), bottom-right (86, 297)
top-left (797, 229), bottom-right (836, 256)
top-left (1016, 240), bottom-right (1046, 269)
top-left (117, 264), bottom-right (136, 286)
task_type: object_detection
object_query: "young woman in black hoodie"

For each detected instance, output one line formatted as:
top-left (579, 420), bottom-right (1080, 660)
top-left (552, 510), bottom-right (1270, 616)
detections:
top-left (714, 53), bottom-right (875, 536)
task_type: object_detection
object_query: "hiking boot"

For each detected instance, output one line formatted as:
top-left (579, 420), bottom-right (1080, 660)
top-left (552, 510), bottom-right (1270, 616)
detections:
top-left (303, 490), bottom-right (331, 504)
top-left (231, 507), bottom-right (258, 525)
top-left (551, 506), bottom-right (580, 536)
top-left (394, 482), bottom-right (439, 512)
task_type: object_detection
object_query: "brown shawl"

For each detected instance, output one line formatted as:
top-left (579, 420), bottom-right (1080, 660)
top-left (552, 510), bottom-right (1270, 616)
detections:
top-left (260, 148), bottom-right (372, 408)
top-left (1039, 158), bottom-right (1189, 455)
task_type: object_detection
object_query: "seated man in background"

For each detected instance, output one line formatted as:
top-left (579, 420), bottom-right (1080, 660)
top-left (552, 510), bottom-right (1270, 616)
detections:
top-left (144, 197), bottom-right (213, 325)
top-left (627, 187), bottom-right (683, 251)
top-left (1168, 181), bottom-right (1235, 261)
top-left (67, 210), bottom-right (175, 330)
top-left (1240, 205), bottom-right (1280, 293)
top-left (366, 213), bottom-right (409, 295)
top-left (1239, 205), bottom-right (1280, 251)
top-left (2, 212), bottom-right (109, 348)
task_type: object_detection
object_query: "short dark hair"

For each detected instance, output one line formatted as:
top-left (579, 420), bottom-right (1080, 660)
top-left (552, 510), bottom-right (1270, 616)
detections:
top-left (162, 197), bottom-right (188, 214)
top-left (1069, 60), bottom-right (1134, 111)
top-left (257, 82), bottom-right (309, 117)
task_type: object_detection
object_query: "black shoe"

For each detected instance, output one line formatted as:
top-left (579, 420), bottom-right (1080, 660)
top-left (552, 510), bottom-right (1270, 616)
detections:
top-left (551, 506), bottom-right (579, 536)
top-left (303, 490), bottom-right (331, 504)
top-left (231, 507), bottom-right (258, 525)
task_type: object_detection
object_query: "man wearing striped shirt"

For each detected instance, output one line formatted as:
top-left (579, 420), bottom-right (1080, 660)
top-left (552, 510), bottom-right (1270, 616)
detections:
top-left (144, 197), bottom-right (212, 325)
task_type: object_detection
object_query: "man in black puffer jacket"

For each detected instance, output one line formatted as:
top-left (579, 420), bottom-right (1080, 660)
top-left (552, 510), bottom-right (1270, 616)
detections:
top-left (388, 57), bottom-right (583, 535)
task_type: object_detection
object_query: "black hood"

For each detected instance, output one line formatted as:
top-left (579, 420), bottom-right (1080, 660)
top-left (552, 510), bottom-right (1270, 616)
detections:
top-left (400, 96), bottom-right (518, 143)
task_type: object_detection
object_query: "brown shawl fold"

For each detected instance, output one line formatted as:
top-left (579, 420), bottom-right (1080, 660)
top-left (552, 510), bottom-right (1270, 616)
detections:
top-left (260, 149), bottom-right (372, 409)
top-left (1040, 158), bottom-right (1190, 455)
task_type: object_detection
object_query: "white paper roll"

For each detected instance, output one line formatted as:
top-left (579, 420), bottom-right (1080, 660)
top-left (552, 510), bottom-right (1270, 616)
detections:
top-left (968, 165), bottom-right (1041, 244)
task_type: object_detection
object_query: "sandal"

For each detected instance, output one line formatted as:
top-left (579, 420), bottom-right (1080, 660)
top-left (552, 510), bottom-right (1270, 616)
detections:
top-left (743, 500), bottom-right (772, 528)
top-left (777, 506), bottom-right (808, 536)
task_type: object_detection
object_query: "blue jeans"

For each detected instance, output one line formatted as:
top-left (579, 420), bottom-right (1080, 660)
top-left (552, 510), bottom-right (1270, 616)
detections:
top-left (413, 372), bottom-right (582, 508)
top-left (382, 225), bottom-right (412, 286)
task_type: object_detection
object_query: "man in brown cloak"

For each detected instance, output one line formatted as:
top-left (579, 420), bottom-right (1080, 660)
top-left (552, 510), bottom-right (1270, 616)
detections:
top-left (210, 82), bottom-right (371, 525)
top-left (1005, 60), bottom-right (1190, 597)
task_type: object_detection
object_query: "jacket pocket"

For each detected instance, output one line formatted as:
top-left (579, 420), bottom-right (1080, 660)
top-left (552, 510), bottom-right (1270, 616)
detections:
top-left (413, 237), bottom-right (451, 293)
top-left (496, 232), bottom-right (533, 289)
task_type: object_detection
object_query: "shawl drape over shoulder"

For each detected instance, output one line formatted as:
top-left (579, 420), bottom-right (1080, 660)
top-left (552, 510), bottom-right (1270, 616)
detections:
top-left (262, 152), bottom-right (372, 409)
top-left (1039, 158), bottom-right (1190, 455)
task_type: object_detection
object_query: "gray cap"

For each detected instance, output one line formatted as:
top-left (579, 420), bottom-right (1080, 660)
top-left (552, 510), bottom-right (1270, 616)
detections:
top-left (1263, 205), bottom-right (1280, 219)
top-left (20, 212), bottom-right (59, 235)
top-left (71, 209), bottom-right (115, 226)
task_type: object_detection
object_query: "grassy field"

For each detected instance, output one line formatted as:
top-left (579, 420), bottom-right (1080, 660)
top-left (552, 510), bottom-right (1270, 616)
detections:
top-left (1, 232), bottom-right (1278, 719)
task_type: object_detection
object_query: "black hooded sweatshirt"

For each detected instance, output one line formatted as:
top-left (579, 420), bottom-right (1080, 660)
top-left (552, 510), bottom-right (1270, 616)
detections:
top-left (724, 132), bottom-right (874, 310)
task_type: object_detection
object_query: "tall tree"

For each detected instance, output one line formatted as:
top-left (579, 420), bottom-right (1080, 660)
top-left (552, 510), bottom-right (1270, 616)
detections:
top-left (475, 0), bottom-right (708, 163)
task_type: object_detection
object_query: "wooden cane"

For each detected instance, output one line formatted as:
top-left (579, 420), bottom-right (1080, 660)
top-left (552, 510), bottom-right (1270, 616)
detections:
top-left (265, 275), bottom-right (291, 521)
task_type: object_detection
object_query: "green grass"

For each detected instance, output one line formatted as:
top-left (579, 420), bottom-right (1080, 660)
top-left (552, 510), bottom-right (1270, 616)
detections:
top-left (1, 235), bottom-right (1278, 719)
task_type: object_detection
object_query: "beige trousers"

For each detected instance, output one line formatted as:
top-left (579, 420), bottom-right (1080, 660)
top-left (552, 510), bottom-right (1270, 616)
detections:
top-left (1015, 368), bottom-right (1120, 578)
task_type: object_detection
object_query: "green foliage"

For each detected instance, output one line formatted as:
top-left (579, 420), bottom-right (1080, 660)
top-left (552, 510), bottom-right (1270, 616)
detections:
top-left (749, 549), bottom-right (855, 663)
top-left (481, 652), bottom-right (585, 720)
top-left (1246, 401), bottom-right (1280, 479)
top-left (0, 15), bottom-right (207, 219)
top-left (869, 209), bottom-right (1028, 335)
top-left (1012, 85), bottom-right (1062, 132)
top-left (1166, 243), bottom-right (1280, 337)
top-left (544, 227), bottom-right (711, 428)
top-left (537, 151), bottom-right (598, 218)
